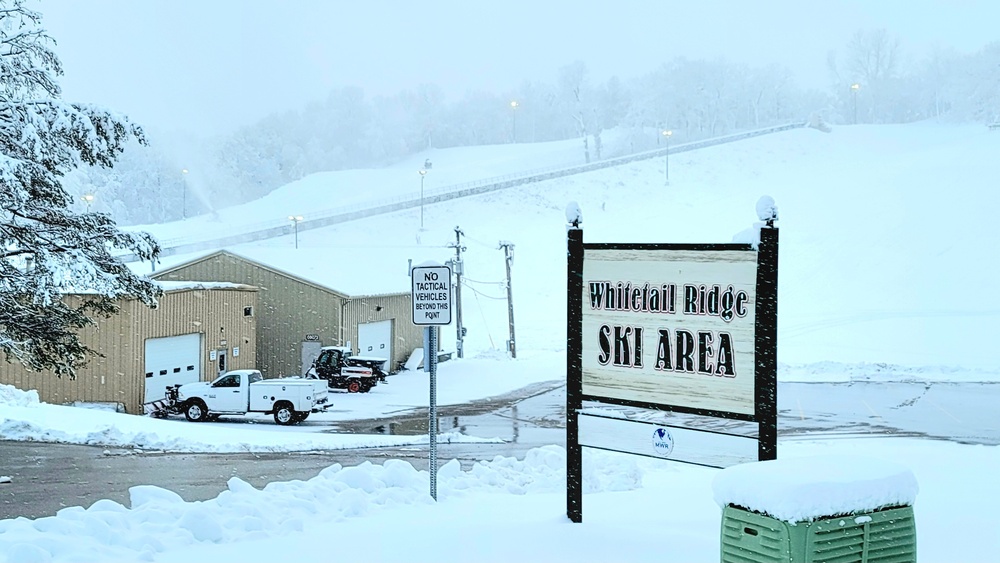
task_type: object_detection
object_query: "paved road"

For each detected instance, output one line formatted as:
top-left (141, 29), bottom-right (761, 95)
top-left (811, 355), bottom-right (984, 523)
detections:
top-left (0, 440), bottom-right (529, 521)
top-left (0, 383), bottom-right (561, 521)
top-left (2, 380), bottom-right (997, 520)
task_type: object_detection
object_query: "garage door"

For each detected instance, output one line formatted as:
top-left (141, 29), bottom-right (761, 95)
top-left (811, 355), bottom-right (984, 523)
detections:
top-left (144, 333), bottom-right (202, 403)
top-left (358, 320), bottom-right (392, 367)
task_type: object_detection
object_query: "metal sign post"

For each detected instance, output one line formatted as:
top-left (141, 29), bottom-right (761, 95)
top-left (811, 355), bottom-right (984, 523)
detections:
top-left (412, 263), bottom-right (453, 501)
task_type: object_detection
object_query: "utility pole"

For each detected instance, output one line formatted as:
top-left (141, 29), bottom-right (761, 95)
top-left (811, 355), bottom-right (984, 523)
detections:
top-left (499, 241), bottom-right (516, 358)
top-left (448, 226), bottom-right (467, 358)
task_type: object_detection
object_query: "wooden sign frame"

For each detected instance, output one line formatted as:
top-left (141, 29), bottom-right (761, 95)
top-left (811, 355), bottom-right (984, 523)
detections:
top-left (566, 226), bottom-right (778, 523)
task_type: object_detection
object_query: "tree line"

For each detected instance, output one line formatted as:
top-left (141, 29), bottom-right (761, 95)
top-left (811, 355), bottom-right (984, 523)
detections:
top-left (67, 29), bottom-right (1000, 225)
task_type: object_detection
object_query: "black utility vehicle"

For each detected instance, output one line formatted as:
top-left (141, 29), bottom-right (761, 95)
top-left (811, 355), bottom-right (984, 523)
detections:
top-left (306, 346), bottom-right (388, 393)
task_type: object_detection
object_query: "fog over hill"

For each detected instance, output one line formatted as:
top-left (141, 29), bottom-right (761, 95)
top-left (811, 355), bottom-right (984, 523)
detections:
top-left (34, 1), bottom-right (1000, 225)
top-left (131, 123), bottom-right (1000, 371)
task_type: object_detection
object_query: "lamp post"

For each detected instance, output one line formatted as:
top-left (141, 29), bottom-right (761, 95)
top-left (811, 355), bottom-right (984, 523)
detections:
top-left (181, 168), bottom-right (189, 218)
top-left (418, 169), bottom-right (428, 230)
top-left (288, 215), bottom-right (303, 248)
top-left (510, 100), bottom-right (519, 143)
top-left (81, 193), bottom-right (94, 212)
top-left (661, 129), bottom-right (673, 185)
top-left (850, 83), bottom-right (860, 124)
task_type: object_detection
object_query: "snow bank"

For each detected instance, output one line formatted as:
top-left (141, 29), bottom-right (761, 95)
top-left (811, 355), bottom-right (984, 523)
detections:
top-left (712, 455), bottom-right (918, 523)
top-left (0, 384), bottom-right (38, 407)
top-left (0, 447), bottom-right (640, 563)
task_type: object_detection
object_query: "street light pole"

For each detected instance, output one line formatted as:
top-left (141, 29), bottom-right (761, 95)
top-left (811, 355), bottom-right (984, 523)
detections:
top-left (850, 83), bottom-right (860, 124)
top-left (510, 100), bottom-right (519, 143)
top-left (288, 215), bottom-right (303, 249)
top-left (418, 169), bottom-right (428, 230)
top-left (181, 168), bottom-right (189, 219)
top-left (661, 129), bottom-right (672, 185)
top-left (81, 193), bottom-right (94, 212)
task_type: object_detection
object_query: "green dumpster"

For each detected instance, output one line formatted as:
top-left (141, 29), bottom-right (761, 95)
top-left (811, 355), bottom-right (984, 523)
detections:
top-left (713, 455), bottom-right (918, 563)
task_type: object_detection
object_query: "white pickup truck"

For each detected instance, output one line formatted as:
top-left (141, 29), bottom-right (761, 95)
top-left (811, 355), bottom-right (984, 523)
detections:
top-left (168, 369), bottom-right (331, 425)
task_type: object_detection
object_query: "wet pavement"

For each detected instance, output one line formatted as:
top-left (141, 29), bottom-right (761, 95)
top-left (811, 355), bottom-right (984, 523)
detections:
top-left (333, 381), bottom-right (1000, 446)
top-left (2, 379), bottom-right (998, 520)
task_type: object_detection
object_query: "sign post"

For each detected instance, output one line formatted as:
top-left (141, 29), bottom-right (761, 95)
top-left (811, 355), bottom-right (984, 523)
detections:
top-left (411, 263), bottom-right (453, 501)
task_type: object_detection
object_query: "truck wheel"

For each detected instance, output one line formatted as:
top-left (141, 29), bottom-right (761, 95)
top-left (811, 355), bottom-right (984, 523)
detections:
top-left (292, 411), bottom-right (310, 422)
top-left (273, 402), bottom-right (296, 425)
top-left (185, 400), bottom-right (208, 422)
top-left (347, 381), bottom-right (361, 393)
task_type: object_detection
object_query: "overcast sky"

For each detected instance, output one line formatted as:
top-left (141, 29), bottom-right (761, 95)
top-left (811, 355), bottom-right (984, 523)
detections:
top-left (41, 0), bottom-right (999, 136)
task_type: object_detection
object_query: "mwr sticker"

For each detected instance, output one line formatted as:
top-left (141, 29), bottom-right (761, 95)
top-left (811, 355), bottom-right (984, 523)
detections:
top-left (651, 428), bottom-right (674, 457)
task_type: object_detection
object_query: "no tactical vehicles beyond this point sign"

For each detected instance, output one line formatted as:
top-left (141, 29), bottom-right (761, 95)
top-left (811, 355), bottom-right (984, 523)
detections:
top-left (412, 265), bottom-right (453, 326)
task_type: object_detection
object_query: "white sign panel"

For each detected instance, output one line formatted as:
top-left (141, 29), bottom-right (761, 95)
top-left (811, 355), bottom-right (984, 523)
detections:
top-left (582, 248), bottom-right (757, 415)
top-left (578, 413), bottom-right (758, 468)
top-left (412, 265), bottom-right (453, 326)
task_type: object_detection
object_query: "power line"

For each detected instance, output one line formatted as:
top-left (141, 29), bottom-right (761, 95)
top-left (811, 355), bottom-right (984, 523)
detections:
top-left (469, 284), bottom-right (496, 349)
top-left (462, 233), bottom-right (496, 248)
top-left (461, 281), bottom-right (506, 300)
top-left (462, 276), bottom-right (505, 286)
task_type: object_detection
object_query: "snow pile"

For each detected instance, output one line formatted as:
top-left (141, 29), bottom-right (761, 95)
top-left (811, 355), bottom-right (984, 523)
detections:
top-left (712, 455), bottom-right (919, 523)
top-left (442, 445), bottom-right (642, 496)
top-left (0, 447), bottom-right (640, 562)
top-left (0, 383), bottom-right (38, 407)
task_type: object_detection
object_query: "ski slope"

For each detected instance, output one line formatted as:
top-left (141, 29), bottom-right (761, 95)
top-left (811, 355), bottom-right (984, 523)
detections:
top-left (133, 122), bottom-right (1000, 373)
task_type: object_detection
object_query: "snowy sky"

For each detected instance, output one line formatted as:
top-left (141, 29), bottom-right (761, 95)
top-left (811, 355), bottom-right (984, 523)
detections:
top-left (41, 0), bottom-right (1000, 135)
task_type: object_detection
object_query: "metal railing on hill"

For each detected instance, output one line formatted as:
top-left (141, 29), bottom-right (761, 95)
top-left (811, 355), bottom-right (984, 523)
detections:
top-left (124, 121), bottom-right (807, 263)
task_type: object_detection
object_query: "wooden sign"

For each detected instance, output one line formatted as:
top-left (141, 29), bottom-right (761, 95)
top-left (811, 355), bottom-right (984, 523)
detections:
top-left (582, 247), bottom-right (758, 416)
top-left (565, 222), bottom-right (778, 524)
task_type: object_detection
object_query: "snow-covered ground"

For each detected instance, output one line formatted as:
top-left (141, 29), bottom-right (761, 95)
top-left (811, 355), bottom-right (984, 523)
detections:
top-left (1, 418), bottom-right (996, 562)
top-left (136, 122), bottom-right (1000, 372)
top-left (3, 123), bottom-right (999, 562)
top-left (0, 355), bottom-right (560, 453)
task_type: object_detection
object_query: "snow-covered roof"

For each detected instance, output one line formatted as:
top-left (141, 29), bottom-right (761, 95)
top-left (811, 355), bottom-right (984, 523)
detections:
top-left (155, 280), bottom-right (256, 293)
top-left (142, 247), bottom-right (429, 297)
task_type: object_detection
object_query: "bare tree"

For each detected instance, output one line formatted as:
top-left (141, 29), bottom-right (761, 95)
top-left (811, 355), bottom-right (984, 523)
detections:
top-left (558, 61), bottom-right (591, 164)
top-left (845, 29), bottom-right (901, 122)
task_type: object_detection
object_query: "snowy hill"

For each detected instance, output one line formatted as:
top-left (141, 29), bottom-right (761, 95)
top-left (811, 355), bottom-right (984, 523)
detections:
top-left (133, 123), bottom-right (1000, 372)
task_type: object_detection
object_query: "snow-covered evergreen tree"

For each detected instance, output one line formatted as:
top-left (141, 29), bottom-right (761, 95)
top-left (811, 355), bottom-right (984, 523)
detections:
top-left (0, 1), bottom-right (161, 376)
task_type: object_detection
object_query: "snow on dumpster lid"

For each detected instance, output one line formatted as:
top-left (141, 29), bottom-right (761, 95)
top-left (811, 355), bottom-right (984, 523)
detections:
top-left (711, 455), bottom-right (918, 523)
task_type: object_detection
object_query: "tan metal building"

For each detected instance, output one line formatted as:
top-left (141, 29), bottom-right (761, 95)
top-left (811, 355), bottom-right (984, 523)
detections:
top-left (0, 283), bottom-right (258, 415)
top-left (150, 250), bottom-right (420, 378)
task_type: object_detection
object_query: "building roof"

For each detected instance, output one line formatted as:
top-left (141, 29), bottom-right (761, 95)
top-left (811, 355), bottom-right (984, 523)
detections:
top-left (156, 281), bottom-right (257, 293)
top-left (146, 249), bottom-right (414, 298)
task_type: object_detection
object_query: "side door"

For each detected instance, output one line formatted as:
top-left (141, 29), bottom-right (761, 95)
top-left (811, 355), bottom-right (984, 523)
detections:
top-left (216, 350), bottom-right (228, 378)
top-left (205, 372), bottom-right (245, 413)
top-left (301, 341), bottom-right (322, 376)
